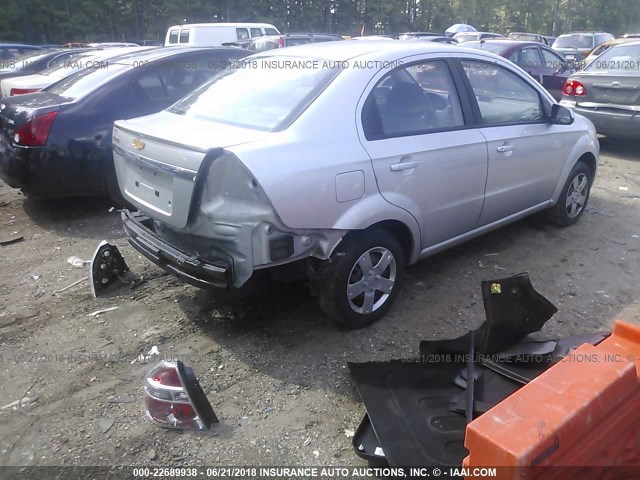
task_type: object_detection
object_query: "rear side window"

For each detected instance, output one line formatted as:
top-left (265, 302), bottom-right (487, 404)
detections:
top-left (362, 60), bottom-right (464, 140)
top-left (179, 29), bottom-right (190, 43)
top-left (461, 60), bottom-right (544, 125)
top-left (250, 28), bottom-right (263, 38)
top-left (168, 30), bottom-right (179, 44)
top-left (265, 28), bottom-right (279, 35)
top-left (236, 28), bottom-right (250, 42)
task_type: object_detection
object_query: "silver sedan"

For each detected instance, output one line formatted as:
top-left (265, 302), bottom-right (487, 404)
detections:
top-left (113, 41), bottom-right (599, 328)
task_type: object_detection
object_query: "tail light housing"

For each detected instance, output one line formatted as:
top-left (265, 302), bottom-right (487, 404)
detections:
top-left (278, 37), bottom-right (285, 47)
top-left (562, 79), bottom-right (587, 97)
top-left (14, 111), bottom-right (58, 146)
top-left (10, 88), bottom-right (40, 96)
top-left (144, 360), bottom-right (218, 430)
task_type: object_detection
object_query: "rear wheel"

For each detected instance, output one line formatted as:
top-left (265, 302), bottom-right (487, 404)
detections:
top-left (547, 161), bottom-right (592, 227)
top-left (316, 229), bottom-right (404, 328)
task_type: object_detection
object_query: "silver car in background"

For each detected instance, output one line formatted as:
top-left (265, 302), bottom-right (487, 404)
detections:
top-left (113, 41), bottom-right (599, 328)
top-left (560, 40), bottom-right (640, 139)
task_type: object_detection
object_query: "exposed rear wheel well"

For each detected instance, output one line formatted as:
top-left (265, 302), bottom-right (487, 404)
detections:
top-left (577, 152), bottom-right (597, 178)
top-left (362, 220), bottom-right (414, 264)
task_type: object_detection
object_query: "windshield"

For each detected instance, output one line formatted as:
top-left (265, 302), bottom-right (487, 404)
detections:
top-left (463, 42), bottom-right (508, 54)
top-left (553, 34), bottom-right (594, 49)
top-left (583, 44), bottom-right (640, 73)
top-left (168, 57), bottom-right (341, 131)
top-left (45, 63), bottom-right (129, 99)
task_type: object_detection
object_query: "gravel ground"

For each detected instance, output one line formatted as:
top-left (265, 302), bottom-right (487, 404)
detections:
top-left (0, 137), bottom-right (639, 469)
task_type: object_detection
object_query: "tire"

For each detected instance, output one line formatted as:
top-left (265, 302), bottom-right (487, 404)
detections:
top-left (547, 161), bottom-right (592, 227)
top-left (316, 229), bottom-right (405, 328)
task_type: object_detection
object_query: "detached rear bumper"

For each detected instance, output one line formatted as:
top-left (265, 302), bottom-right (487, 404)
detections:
top-left (122, 210), bottom-right (233, 290)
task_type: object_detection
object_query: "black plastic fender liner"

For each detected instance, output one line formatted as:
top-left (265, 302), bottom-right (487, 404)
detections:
top-left (420, 272), bottom-right (558, 357)
top-left (348, 360), bottom-right (468, 467)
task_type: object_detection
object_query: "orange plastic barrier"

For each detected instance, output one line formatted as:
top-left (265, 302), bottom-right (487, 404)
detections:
top-left (463, 321), bottom-right (640, 480)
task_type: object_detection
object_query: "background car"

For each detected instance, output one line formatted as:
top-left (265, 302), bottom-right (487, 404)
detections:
top-left (0, 48), bottom-right (88, 83)
top-left (0, 46), bottom-right (153, 97)
top-left (583, 37), bottom-right (639, 66)
top-left (248, 33), bottom-right (342, 51)
top-left (559, 40), bottom-right (640, 139)
top-left (552, 31), bottom-right (614, 65)
top-left (508, 32), bottom-right (550, 45)
top-left (463, 39), bottom-right (574, 100)
top-left (409, 36), bottom-right (458, 44)
top-left (111, 41), bottom-right (597, 328)
top-left (0, 43), bottom-right (41, 60)
top-left (396, 32), bottom-right (440, 40)
top-left (0, 46), bottom-right (250, 202)
top-left (453, 31), bottom-right (505, 43)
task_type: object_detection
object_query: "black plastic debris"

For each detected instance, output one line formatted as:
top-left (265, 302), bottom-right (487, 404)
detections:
top-left (90, 240), bottom-right (131, 297)
top-left (348, 360), bottom-right (468, 467)
top-left (350, 272), bottom-right (610, 469)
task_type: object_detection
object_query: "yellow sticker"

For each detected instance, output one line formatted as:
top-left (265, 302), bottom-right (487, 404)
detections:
top-left (491, 283), bottom-right (502, 294)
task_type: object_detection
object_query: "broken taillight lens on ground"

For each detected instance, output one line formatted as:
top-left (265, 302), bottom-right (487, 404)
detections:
top-left (144, 360), bottom-right (218, 431)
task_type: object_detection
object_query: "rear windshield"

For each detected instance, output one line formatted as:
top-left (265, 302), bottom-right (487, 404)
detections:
top-left (583, 44), bottom-right (640, 73)
top-left (39, 53), bottom-right (100, 78)
top-left (0, 50), bottom-right (54, 72)
top-left (463, 42), bottom-right (508, 54)
top-left (45, 63), bottom-right (129, 99)
top-left (509, 33), bottom-right (537, 41)
top-left (553, 34), bottom-right (594, 49)
top-left (168, 57), bottom-right (341, 131)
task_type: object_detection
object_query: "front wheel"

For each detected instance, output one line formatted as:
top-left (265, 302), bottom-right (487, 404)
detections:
top-left (547, 161), bottom-right (593, 227)
top-left (316, 229), bottom-right (405, 328)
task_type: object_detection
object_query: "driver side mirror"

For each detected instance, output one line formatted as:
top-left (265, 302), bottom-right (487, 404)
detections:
top-left (550, 104), bottom-right (574, 125)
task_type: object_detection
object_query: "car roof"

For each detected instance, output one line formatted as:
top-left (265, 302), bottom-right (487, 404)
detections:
top-left (108, 45), bottom-right (247, 65)
top-left (250, 39), bottom-right (502, 63)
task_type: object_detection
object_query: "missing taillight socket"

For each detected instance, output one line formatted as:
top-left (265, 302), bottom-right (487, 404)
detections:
top-left (144, 360), bottom-right (218, 431)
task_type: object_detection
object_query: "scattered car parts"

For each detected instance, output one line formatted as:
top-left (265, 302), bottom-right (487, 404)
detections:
top-left (350, 273), bottom-right (609, 469)
top-left (144, 360), bottom-right (218, 431)
top-left (89, 240), bottom-right (130, 297)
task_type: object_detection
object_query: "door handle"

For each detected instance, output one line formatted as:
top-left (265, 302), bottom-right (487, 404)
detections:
top-left (497, 145), bottom-right (515, 153)
top-left (390, 160), bottom-right (419, 171)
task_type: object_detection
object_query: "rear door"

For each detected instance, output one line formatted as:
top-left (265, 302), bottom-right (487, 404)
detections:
top-left (539, 47), bottom-right (571, 100)
top-left (457, 58), bottom-right (570, 225)
top-left (358, 57), bottom-right (488, 248)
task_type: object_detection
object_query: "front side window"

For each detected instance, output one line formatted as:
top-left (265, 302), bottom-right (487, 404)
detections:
top-left (236, 28), bottom-right (250, 42)
top-left (461, 60), bottom-right (544, 125)
top-left (362, 60), bottom-right (464, 140)
top-left (541, 48), bottom-right (565, 70)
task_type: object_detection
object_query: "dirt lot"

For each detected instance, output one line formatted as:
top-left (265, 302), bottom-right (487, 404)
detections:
top-left (1, 137), bottom-right (639, 468)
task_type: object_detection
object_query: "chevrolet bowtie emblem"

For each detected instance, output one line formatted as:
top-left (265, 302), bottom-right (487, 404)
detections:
top-left (132, 138), bottom-right (145, 150)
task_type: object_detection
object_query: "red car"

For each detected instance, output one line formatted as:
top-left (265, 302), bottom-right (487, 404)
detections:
top-left (462, 39), bottom-right (574, 100)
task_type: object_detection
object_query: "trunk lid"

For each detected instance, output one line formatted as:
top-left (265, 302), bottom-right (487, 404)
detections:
top-left (575, 73), bottom-right (640, 109)
top-left (112, 111), bottom-right (270, 229)
top-left (0, 92), bottom-right (69, 143)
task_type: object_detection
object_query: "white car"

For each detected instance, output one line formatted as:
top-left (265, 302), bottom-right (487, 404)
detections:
top-left (0, 47), bottom-right (152, 97)
top-left (113, 41), bottom-right (599, 328)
